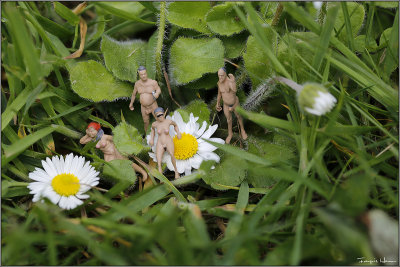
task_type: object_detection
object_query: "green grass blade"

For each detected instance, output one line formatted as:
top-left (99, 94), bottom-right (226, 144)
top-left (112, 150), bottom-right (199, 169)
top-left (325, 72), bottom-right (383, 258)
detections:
top-left (236, 106), bottom-right (297, 132)
top-left (204, 140), bottom-right (271, 166)
top-left (3, 2), bottom-right (43, 87)
top-left (53, 2), bottom-right (80, 25)
top-left (93, 2), bottom-right (156, 25)
top-left (311, 3), bottom-right (339, 73)
top-left (340, 2), bottom-right (355, 51)
top-left (2, 126), bottom-right (56, 167)
top-left (1, 87), bottom-right (31, 131)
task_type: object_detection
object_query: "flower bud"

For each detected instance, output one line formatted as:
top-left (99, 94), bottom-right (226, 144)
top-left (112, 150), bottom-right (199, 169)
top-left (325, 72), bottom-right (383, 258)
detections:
top-left (298, 83), bottom-right (337, 116)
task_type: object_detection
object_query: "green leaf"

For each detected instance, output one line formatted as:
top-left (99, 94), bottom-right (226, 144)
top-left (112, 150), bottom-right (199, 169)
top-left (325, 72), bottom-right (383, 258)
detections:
top-left (101, 35), bottom-right (147, 83)
top-left (145, 30), bottom-right (158, 80)
top-left (379, 27), bottom-right (392, 48)
top-left (103, 159), bottom-right (137, 184)
top-left (328, 2), bottom-right (365, 41)
top-left (333, 174), bottom-right (370, 216)
top-left (354, 35), bottom-right (379, 52)
top-left (53, 2), bottom-right (80, 25)
top-left (175, 99), bottom-right (211, 125)
top-left (205, 3), bottom-right (245, 36)
top-left (112, 122), bottom-right (145, 156)
top-left (185, 73), bottom-right (218, 90)
top-left (93, 2), bottom-right (155, 25)
top-left (374, 2), bottom-right (399, 8)
top-left (203, 154), bottom-right (248, 189)
top-left (243, 34), bottom-right (275, 87)
top-left (246, 136), bottom-right (296, 188)
top-left (69, 60), bottom-right (132, 102)
top-left (382, 10), bottom-right (399, 79)
top-left (169, 37), bottom-right (224, 84)
top-left (167, 2), bottom-right (211, 33)
top-left (221, 32), bottom-right (248, 59)
top-left (259, 2), bottom-right (280, 24)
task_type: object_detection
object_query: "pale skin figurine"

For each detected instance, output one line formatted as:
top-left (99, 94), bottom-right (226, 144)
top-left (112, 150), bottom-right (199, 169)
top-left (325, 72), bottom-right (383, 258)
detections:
top-left (149, 107), bottom-right (182, 179)
top-left (216, 67), bottom-right (248, 144)
top-left (80, 122), bottom-right (148, 181)
top-left (129, 66), bottom-right (162, 134)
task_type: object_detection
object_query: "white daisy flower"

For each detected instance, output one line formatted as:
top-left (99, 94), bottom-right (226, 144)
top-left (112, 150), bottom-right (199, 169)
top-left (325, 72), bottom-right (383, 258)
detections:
top-left (298, 83), bottom-right (337, 116)
top-left (27, 153), bottom-right (100, 210)
top-left (147, 112), bottom-right (224, 176)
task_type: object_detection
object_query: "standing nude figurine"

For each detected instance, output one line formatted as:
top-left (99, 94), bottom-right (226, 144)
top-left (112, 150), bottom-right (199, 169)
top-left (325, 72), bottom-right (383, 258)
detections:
top-left (149, 107), bottom-right (182, 179)
top-left (80, 122), bottom-right (148, 181)
top-left (216, 67), bottom-right (248, 144)
top-left (129, 66), bottom-right (162, 134)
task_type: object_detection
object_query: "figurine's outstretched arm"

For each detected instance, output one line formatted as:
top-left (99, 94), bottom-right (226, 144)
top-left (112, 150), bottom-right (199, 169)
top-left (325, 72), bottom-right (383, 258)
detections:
top-left (149, 124), bottom-right (155, 146)
top-left (79, 134), bottom-right (92, 144)
top-left (172, 121), bottom-right (181, 139)
top-left (129, 84), bottom-right (138, 110)
top-left (216, 86), bottom-right (222, 112)
top-left (228, 74), bottom-right (237, 93)
top-left (153, 81), bottom-right (161, 99)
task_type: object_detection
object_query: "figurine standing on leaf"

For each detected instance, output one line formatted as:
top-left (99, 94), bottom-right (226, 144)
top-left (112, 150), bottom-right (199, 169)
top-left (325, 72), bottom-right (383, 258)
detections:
top-left (216, 67), bottom-right (248, 144)
top-left (80, 122), bottom-right (148, 181)
top-left (129, 66), bottom-right (162, 134)
top-left (149, 107), bottom-right (182, 179)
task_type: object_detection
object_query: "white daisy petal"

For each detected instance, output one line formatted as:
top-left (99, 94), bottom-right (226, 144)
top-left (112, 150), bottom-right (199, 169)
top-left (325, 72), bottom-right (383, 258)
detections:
top-left (176, 160), bottom-right (186, 174)
top-left (189, 154), bottom-right (203, 169)
top-left (199, 151), bottom-right (220, 162)
top-left (200, 124), bottom-right (218, 139)
top-left (194, 121), bottom-right (207, 138)
top-left (42, 159), bottom-right (57, 178)
top-left (29, 170), bottom-right (51, 182)
top-left (198, 141), bottom-right (218, 152)
top-left (208, 137), bottom-right (225, 144)
top-left (148, 112), bottom-right (223, 176)
top-left (76, 194), bottom-right (90, 199)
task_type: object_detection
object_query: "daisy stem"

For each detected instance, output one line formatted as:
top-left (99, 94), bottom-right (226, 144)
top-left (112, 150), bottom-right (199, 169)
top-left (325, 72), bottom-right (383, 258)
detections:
top-left (274, 76), bottom-right (303, 93)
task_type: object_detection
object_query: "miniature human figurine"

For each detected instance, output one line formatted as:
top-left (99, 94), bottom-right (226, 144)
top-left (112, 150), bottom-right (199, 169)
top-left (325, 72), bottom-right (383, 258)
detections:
top-left (216, 67), bottom-right (248, 144)
top-left (149, 107), bottom-right (182, 179)
top-left (129, 66), bottom-right (162, 134)
top-left (80, 122), bottom-right (148, 181)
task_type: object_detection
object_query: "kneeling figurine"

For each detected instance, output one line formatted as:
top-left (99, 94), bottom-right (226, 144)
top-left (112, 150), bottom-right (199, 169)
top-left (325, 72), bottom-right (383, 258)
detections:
top-left (80, 122), bottom-right (148, 181)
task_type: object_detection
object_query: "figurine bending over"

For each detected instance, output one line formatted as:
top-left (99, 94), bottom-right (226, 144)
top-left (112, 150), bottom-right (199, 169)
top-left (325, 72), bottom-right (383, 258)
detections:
top-left (80, 122), bottom-right (148, 181)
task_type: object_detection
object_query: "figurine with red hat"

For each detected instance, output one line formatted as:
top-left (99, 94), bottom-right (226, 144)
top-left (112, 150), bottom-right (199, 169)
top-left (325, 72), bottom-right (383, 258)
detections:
top-left (80, 122), bottom-right (148, 181)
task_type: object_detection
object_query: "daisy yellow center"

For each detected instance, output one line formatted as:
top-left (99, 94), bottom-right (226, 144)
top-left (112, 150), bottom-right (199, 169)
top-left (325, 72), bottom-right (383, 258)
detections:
top-left (51, 173), bottom-right (80, 196)
top-left (173, 133), bottom-right (198, 160)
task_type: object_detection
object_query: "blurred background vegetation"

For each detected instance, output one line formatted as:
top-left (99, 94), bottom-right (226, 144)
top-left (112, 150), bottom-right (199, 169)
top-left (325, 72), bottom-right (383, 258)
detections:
top-left (1, 1), bottom-right (398, 265)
